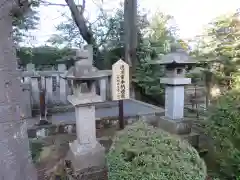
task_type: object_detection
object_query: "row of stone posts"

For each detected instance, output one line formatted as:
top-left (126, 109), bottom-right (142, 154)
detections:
top-left (24, 60), bottom-right (110, 108)
top-left (26, 75), bottom-right (65, 107)
top-left (24, 62), bottom-right (68, 105)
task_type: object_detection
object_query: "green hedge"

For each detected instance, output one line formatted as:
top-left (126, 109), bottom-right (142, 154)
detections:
top-left (202, 90), bottom-right (240, 178)
top-left (107, 121), bottom-right (207, 180)
top-left (17, 46), bottom-right (75, 66)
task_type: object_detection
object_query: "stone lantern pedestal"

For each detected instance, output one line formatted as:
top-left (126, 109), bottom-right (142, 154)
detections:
top-left (66, 93), bottom-right (106, 171)
top-left (65, 85), bottom-right (108, 180)
top-left (159, 77), bottom-right (193, 135)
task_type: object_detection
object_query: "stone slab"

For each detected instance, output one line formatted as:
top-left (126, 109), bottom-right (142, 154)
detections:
top-left (66, 71), bottom-right (111, 80)
top-left (67, 93), bottom-right (102, 106)
top-left (156, 116), bottom-right (199, 148)
top-left (158, 116), bottom-right (192, 134)
top-left (160, 77), bottom-right (191, 85)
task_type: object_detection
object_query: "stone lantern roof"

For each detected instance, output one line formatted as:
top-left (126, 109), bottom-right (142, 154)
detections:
top-left (65, 58), bottom-right (111, 80)
top-left (60, 46), bottom-right (111, 79)
top-left (66, 57), bottom-right (111, 106)
top-left (151, 44), bottom-right (196, 66)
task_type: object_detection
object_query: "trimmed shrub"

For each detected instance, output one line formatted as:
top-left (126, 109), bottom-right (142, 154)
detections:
top-left (202, 90), bottom-right (240, 178)
top-left (107, 121), bottom-right (207, 180)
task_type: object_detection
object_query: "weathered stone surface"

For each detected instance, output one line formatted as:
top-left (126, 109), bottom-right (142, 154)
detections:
top-left (67, 93), bottom-right (102, 106)
top-left (158, 116), bottom-right (192, 135)
top-left (156, 116), bottom-right (199, 148)
top-left (66, 141), bottom-right (105, 170)
top-left (65, 140), bottom-right (107, 180)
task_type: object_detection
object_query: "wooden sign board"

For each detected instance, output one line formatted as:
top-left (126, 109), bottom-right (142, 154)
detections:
top-left (112, 59), bottom-right (130, 100)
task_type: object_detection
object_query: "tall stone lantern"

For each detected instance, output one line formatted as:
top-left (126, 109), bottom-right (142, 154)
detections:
top-left (65, 47), bottom-right (111, 179)
top-left (153, 44), bottom-right (196, 135)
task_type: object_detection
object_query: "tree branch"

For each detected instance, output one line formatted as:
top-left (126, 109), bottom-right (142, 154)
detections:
top-left (39, 0), bottom-right (68, 7)
top-left (81, 0), bottom-right (85, 14)
top-left (11, 0), bottom-right (32, 17)
top-left (65, 0), bottom-right (94, 45)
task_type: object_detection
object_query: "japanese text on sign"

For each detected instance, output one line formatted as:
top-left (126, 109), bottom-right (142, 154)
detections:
top-left (112, 59), bottom-right (130, 100)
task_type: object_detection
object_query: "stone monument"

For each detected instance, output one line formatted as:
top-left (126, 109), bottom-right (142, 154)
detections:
top-left (152, 44), bottom-right (199, 147)
top-left (21, 82), bottom-right (32, 118)
top-left (65, 46), bottom-right (110, 180)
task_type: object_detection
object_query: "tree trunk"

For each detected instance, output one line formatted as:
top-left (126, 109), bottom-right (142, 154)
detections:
top-left (124, 0), bottom-right (138, 99)
top-left (65, 0), bottom-right (102, 68)
top-left (65, 0), bottom-right (94, 45)
top-left (204, 71), bottom-right (213, 109)
top-left (0, 8), bottom-right (37, 180)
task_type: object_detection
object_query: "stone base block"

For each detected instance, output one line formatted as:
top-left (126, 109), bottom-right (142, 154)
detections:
top-left (65, 140), bottom-right (106, 177)
top-left (158, 116), bottom-right (192, 134)
top-left (180, 132), bottom-right (199, 149)
top-left (157, 116), bottom-right (199, 148)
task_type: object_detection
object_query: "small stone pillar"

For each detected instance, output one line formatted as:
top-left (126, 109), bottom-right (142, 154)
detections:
top-left (41, 76), bottom-right (45, 90)
top-left (21, 82), bottom-right (32, 118)
top-left (31, 76), bottom-right (40, 108)
top-left (45, 76), bottom-right (53, 104)
top-left (99, 78), bottom-right (107, 101)
top-left (59, 76), bottom-right (67, 104)
top-left (39, 89), bottom-right (46, 121)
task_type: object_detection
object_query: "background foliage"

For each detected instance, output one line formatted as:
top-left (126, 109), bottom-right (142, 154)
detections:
top-left (13, 0), bottom-right (40, 45)
top-left (17, 46), bottom-right (75, 67)
top-left (201, 90), bottom-right (240, 179)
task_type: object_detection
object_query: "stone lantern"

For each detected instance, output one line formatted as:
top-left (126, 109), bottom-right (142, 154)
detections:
top-left (65, 46), bottom-right (110, 179)
top-left (153, 44), bottom-right (196, 135)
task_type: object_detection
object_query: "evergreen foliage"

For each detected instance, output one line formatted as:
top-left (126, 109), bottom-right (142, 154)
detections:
top-left (107, 121), bottom-right (207, 180)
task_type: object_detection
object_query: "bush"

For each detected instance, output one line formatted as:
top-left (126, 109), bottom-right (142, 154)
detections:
top-left (29, 140), bottom-right (44, 163)
top-left (202, 90), bottom-right (240, 178)
top-left (107, 121), bottom-right (207, 180)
